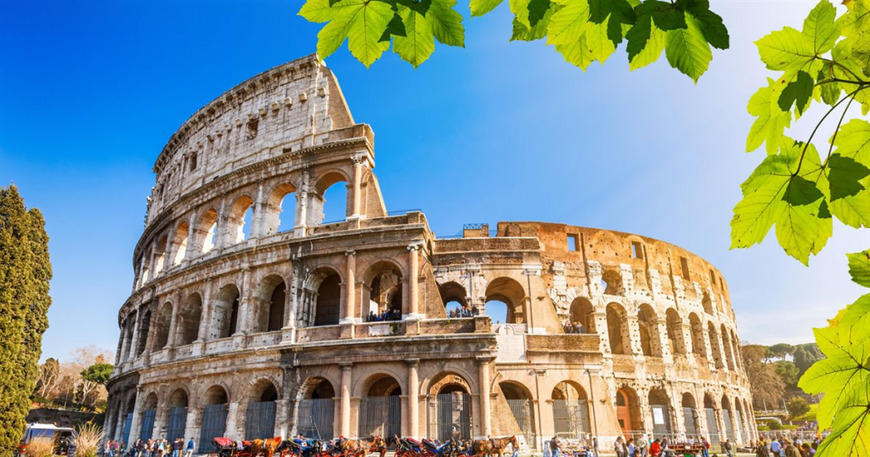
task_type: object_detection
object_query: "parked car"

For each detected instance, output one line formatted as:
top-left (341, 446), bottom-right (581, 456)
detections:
top-left (15, 423), bottom-right (76, 457)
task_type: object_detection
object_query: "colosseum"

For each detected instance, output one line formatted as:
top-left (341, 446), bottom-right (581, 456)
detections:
top-left (105, 54), bottom-right (757, 453)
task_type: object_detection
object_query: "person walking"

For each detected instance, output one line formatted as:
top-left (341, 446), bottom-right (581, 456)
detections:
top-left (549, 436), bottom-right (561, 457)
top-left (627, 439), bottom-right (636, 457)
top-left (700, 437), bottom-right (710, 457)
top-left (648, 439), bottom-right (661, 457)
top-left (638, 434), bottom-right (648, 457)
top-left (724, 439), bottom-right (734, 457)
top-left (592, 436), bottom-right (599, 457)
top-left (184, 439), bottom-right (195, 457)
top-left (614, 437), bottom-right (627, 457)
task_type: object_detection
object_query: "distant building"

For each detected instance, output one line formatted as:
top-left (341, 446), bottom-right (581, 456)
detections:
top-left (105, 55), bottom-right (755, 451)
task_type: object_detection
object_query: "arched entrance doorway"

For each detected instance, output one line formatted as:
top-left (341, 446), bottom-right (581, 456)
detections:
top-left (551, 381), bottom-right (590, 439)
top-left (359, 376), bottom-right (402, 438)
top-left (166, 389), bottom-right (188, 441)
top-left (199, 386), bottom-right (229, 452)
top-left (429, 373), bottom-right (472, 441)
top-left (648, 388), bottom-right (672, 436)
top-left (704, 394), bottom-right (720, 447)
top-left (246, 380), bottom-right (278, 439)
top-left (499, 382), bottom-right (536, 449)
top-left (298, 378), bottom-right (335, 439)
top-left (681, 393), bottom-right (698, 437)
top-left (615, 388), bottom-right (639, 434)
top-left (140, 393), bottom-right (158, 440)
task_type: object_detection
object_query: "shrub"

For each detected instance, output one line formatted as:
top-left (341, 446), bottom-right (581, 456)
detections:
top-left (74, 423), bottom-right (104, 457)
top-left (767, 419), bottom-right (783, 430)
top-left (26, 438), bottom-right (55, 457)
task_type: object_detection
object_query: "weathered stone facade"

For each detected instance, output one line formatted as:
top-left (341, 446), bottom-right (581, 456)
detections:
top-left (105, 55), bottom-right (756, 452)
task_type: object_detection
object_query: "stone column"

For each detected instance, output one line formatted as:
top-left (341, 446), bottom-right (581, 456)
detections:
top-left (477, 357), bottom-right (492, 437)
top-left (342, 251), bottom-right (357, 323)
top-left (283, 264), bottom-right (300, 343)
top-left (406, 359), bottom-right (420, 438)
top-left (128, 391), bottom-right (144, 442)
top-left (350, 154), bottom-right (365, 219)
top-left (251, 180), bottom-right (266, 238)
top-left (166, 302), bottom-right (179, 350)
top-left (226, 401), bottom-right (242, 440)
top-left (184, 214), bottom-right (196, 262)
top-left (406, 244), bottom-right (420, 319)
top-left (295, 170), bottom-right (309, 236)
top-left (340, 363), bottom-right (353, 437)
top-left (128, 312), bottom-right (141, 362)
top-left (714, 407), bottom-right (727, 444)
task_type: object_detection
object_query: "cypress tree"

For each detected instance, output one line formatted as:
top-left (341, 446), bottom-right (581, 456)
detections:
top-left (0, 185), bottom-right (52, 456)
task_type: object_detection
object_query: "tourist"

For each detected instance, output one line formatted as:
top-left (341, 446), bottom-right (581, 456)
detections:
top-left (626, 438), bottom-right (636, 457)
top-left (105, 440), bottom-right (114, 457)
top-left (638, 434), bottom-right (648, 457)
top-left (770, 439), bottom-right (781, 456)
top-left (648, 439), bottom-right (661, 457)
top-left (723, 439), bottom-right (733, 457)
top-left (614, 436), bottom-right (627, 457)
top-left (784, 440), bottom-right (799, 457)
top-left (184, 438), bottom-right (195, 457)
top-left (799, 442), bottom-right (813, 457)
top-left (756, 439), bottom-right (771, 457)
top-left (172, 439), bottom-right (182, 457)
top-left (700, 436), bottom-right (710, 457)
top-left (549, 436), bottom-right (561, 457)
top-left (592, 436), bottom-right (599, 457)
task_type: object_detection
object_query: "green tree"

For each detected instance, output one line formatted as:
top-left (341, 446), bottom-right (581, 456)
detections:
top-left (793, 345), bottom-right (823, 377)
top-left (81, 363), bottom-right (113, 386)
top-left (788, 396), bottom-right (812, 419)
top-left (768, 343), bottom-right (795, 359)
top-left (742, 344), bottom-right (787, 408)
top-left (0, 185), bottom-right (52, 456)
top-left (775, 360), bottom-right (800, 387)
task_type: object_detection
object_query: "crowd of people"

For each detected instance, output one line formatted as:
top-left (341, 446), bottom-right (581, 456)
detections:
top-left (447, 306), bottom-right (479, 319)
top-left (365, 309), bottom-right (402, 322)
top-left (561, 321), bottom-right (586, 334)
top-left (100, 438), bottom-right (197, 457)
top-left (753, 437), bottom-right (819, 457)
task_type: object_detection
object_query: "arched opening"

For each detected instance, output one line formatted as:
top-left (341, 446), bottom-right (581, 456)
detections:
top-left (708, 322), bottom-right (724, 368)
top-left (648, 388), bottom-right (672, 436)
top-left (731, 330), bottom-right (742, 371)
top-left (263, 182), bottom-right (297, 235)
top-left (166, 389), bottom-right (188, 441)
top-left (359, 375), bottom-right (402, 438)
top-left (439, 282), bottom-right (472, 318)
top-left (704, 394), bottom-right (720, 447)
top-left (665, 309), bottom-right (686, 355)
top-left (606, 303), bottom-right (630, 355)
top-left (136, 310), bottom-right (151, 356)
top-left (267, 281), bottom-right (286, 332)
top-left (681, 393), bottom-right (698, 436)
top-left (246, 380), bottom-right (279, 439)
top-left (568, 297), bottom-right (595, 334)
top-left (721, 324), bottom-right (736, 370)
top-left (315, 172), bottom-right (349, 224)
top-left (365, 262), bottom-right (403, 321)
top-left (552, 381), bottom-right (590, 438)
top-left (429, 373), bottom-right (472, 441)
top-left (314, 272), bottom-right (341, 326)
top-left (688, 313), bottom-right (706, 358)
top-left (154, 235), bottom-right (168, 276)
top-left (152, 302), bottom-right (173, 351)
top-left (140, 246), bottom-right (153, 285)
top-left (226, 195), bottom-right (255, 244)
top-left (615, 387), bottom-right (640, 434)
top-left (172, 221), bottom-right (189, 265)
top-left (485, 277), bottom-right (526, 325)
top-left (721, 395), bottom-right (734, 444)
top-left (254, 275), bottom-right (286, 333)
top-left (601, 268), bottom-right (624, 295)
top-left (299, 378), bottom-right (335, 439)
top-left (120, 394), bottom-right (136, 446)
top-left (209, 284), bottom-right (241, 340)
top-left (139, 393), bottom-right (158, 441)
top-left (196, 209), bottom-right (219, 254)
top-left (499, 382), bottom-right (537, 448)
top-left (176, 293), bottom-right (202, 346)
top-left (733, 395), bottom-right (745, 444)
top-left (637, 304), bottom-right (662, 357)
top-left (199, 386), bottom-right (229, 452)
top-left (702, 292), bottom-right (714, 315)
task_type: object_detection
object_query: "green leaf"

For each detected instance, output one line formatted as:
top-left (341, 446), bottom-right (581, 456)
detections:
top-left (555, 39), bottom-right (595, 71)
top-left (526, 0), bottom-right (554, 27)
top-left (828, 154), bottom-right (870, 200)
top-left (345, 0), bottom-right (395, 67)
top-left (835, 120), bottom-right (870, 167)
top-left (755, 26), bottom-right (815, 73)
top-left (847, 250), bottom-right (870, 287)
top-left (638, 1), bottom-right (686, 32)
top-left (587, 0), bottom-right (635, 45)
top-left (676, 0), bottom-right (728, 49)
top-left (629, 22), bottom-right (665, 70)
top-left (427, 0), bottom-right (465, 47)
top-left (393, 5), bottom-right (435, 66)
top-left (299, 0), bottom-right (338, 23)
top-left (664, 12), bottom-right (712, 82)
top-left (746, 80), bottom-right (793, 154)
top-left (511, 6), bottom-right (555, 41)
top-left (803, 0), bottom-right (840, 55)
top-left (547, 0), bottom-right (590, 45)
top-left (380, 12), bottom-right (407, 41)
top-left (777, 70), bottom-right (814, 114)
top-left (470, 0), bottom-right (504, 16)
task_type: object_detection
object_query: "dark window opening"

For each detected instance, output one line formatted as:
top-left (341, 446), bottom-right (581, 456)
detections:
top-left (680, 256), bottom-right (690, 280)
top-left (246, 118), bottom-right (259, 141)
top-left (189, 152), bottom-right (198, 171)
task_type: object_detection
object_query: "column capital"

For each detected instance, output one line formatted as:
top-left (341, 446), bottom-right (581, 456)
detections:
top-left (475, 355), bottom-right (494, 364)
top-left (404, 358), bottom-right (420, 367)
top-left (407, 243), bottom-right (421, 251)
top-left (339, 362), bottom-right (353, 370)
top-left (345, 250), bottom-right (357, 257)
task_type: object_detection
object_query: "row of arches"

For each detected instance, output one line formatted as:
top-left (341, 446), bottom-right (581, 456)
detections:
top-left (136, 172), bottom-right (352, 289)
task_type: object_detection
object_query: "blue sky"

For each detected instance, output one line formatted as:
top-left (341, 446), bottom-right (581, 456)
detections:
top-left (1, 0), bottom-right (864, 362)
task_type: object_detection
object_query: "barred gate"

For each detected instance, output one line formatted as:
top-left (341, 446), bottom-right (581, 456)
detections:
top-left (722, 410), bottom-right (734, 443)
top-left (140, 410), bottom-right (156, 440)
top-left (735, 409), bottom-right (744, 443)
top-left (246, 401), bottom-right (277, 439)
top-left (297, 398), bottom-right (334, 439)
top-left (167, 407), bottom-right (188, 441)
top-left (683, 407), bottom-right (697, 436)
top-left (122, 413), bottom-right (133, 446)
top-left (506, 399), bottom-right (536, 449)
top-left (705, 409), bottom-right (720, 447)
top-left (359, 396), bottom-right (401, 438)
top-left (435, 393), bottom-right (471, 441)
top-left (199, 404), bottom-right (228, 452)
top-left (650, 404), bottom-right (671, 436)
top-left (552, 400), bottom-right (589, 438)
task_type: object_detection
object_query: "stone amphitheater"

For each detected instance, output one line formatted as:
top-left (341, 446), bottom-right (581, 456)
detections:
top-left (105, 54), bottom-right (757, 453)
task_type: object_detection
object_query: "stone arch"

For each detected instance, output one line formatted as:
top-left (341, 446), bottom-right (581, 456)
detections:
top-left (429, 372), bottom-right (473, 441)
top-left (139, 392), bottom-right (159, 440)
top-left (263, 181), bottom-right (298, 235)
top-left (485, 277), bottom-right (526, 324)
top-left (200, 385), bottom-right (230, 451)
top-left (209, 284), bottom-right (241, 340)
top-left (246, 379), bottom-right (279, 439)
top-left (439, 281), bottom-right (469, 316)
top-left (364, 260), bottom-right (405, 318)
top-left (359, 373), bottom-right (403, 438)
top-left (169, 388), bottom-right (189, 407)
top-left (681, 393), bottom-right (699, 436)
top-left (498, 381), bottom-right (537, 444)
top-left (152, 302), bottom-right (173, 351)
top-left (297, 377), bottom-right (336, 440)
top-left (707, 321), bottom-right (724, 368)
top-left (666, 308), bottom-right (686, 355)
top-left (703, 393), bottom-right (720, 446)
top-left (302, 377), bottom-right (337, 400)
top-left (552, 381), bottom-right (590, 438)
top-left (225, 194), bottom-right (255, 245)
top-left (140, 245), bottom-right (153, 286)
top-left (569, 297), bottom-right (595, 333)
top-left (195, 208), bottom-right (219, 254)
top-left (176, 293), bottom-right (203, 346)
top-left (302, 267), bottom-right (342, 327)
top-left (637, 304), bottom-right (662, 357)
top-left (721, 394), bottom-right (735, 443)
top-left (314, 170), bottom-right (350, 224)
top-left (203, 384), bottom-right (230, 405)
top-left (606, 303), bottom-right (631, 355)
top-left (648, 387), bottom-right (673, 435)
top-left (253, 274), bottom-right (287, 333)
top-left (721, 324), bottom-right (736, 370)
top-left (702, 292), bottom-right (714, 315)
top-left (248, 378), bottom-right (281, 402)
top-left (172, 221), bottom-right (190, 265)
top-left (428, 371), bottom-right (473, 396)
top-left (688, 313), bottom-right (707, 358)
top-left (615, 386), bottom-right (640, 433)
top-left (135, 308), bottom-right (152, 356)
top-left (601, 267), bottom-right (624, 295)
top-left (154, 234), bottom-right (168, 275)
top-left (165, 387), bottom-right (189, 441)
top-left (731, 330), bottom-right (742, 371)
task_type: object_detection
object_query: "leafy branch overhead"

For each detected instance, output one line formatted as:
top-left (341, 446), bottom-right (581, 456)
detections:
top-left (730, 1), bottom-right (870, 455)
top-left (299, 0), bottom-right (729, 80)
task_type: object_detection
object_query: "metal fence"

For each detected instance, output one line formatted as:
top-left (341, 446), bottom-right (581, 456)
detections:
top-left (122, 413), bottom-right (132, 447)
top-left (359, 396), bottom-right (402, 438)
top-left (246, 401), bottom-right (277, 439)
top-left (552, 400), bottom-right (590, 438)
top-left (506, 399), bottom-right (537, 449)
top-left (139, 410), bottom-right (156, 440)
top-left (705, 409), bottom-right (720, 447)
top-left (735, 410), bottom-right (744, 442)
top-left (435, 393), bottom-right (471, 441)
top-left (297, 398), bottom-right (334, 439)
top-left (722, 410), bottom-right (734, 443)
top-left (650, 404), bottom-right (671, 436)
top-left (199, 404), bottom-right (228, 452)
top-left (166, 407), bottom-right (187, 442)
top-left (683, 407), bottom-right (698, 436)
